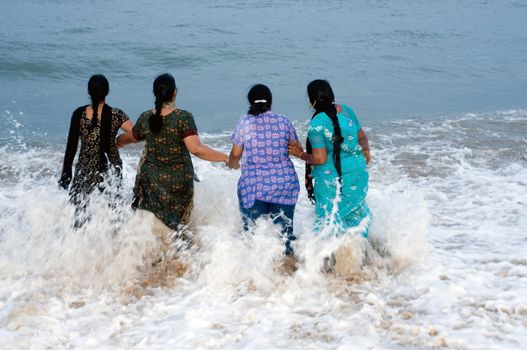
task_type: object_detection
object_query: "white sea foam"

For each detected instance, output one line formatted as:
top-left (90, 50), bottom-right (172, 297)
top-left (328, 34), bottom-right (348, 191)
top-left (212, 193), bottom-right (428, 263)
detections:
top-left (0, 110), bottom-right (526, 349)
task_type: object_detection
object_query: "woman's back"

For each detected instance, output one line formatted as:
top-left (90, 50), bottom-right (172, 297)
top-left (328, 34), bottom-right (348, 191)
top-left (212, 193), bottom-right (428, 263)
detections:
top-left (233, 111), bottom-right (296, 167)
top-left (232, 111), bottom-right (299, 207)
top-left (308, 104), bottom-right (366, 176)
top-left (70, 105), bottom-right (129, 197)
top-left (134, 109), bottom-right (197, 169)
top-left (77, 106), bottom-right (128, 167)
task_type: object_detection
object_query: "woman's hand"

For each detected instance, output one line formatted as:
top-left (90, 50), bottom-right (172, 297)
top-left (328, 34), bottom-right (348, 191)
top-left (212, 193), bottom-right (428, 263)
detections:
top-left (58, 171), bottom-right (71, 190)
top-left (116, 131), bottom-right (138, 148)
top-left (227, 159), bottom-right (240, 170)
top-left (362, 148), bottom-right (371, 164)
top-left (289, 142), bottom-right (327, 165)
top-left (288, 141), bottom-right (304, 158)
top-left (222, 155), bottom-right (230, 168)
top-left (116, 135), bottom-right (124, 148)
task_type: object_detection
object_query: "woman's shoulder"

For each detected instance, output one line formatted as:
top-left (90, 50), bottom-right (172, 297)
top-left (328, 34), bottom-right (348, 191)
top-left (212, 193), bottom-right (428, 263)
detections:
top-left (309, 114), bottom-right (331, 134)
top-left (174, 109), bottom-right (193, 117)
top-left (337, 104), bottom-right (362, 128)
top-left (270, 111), bottom-right (290, 121)
top-left (72, 105), bottom-right (89, 116)
top-left (338, 104), bottom-right (356, 118)
top-left (111, 106), bottom-right (127, 115)
top-left (111, 107), bottom-right (130, 119)
top-left (274, 113), bottom-right (295, 129)
top-left (236, 113), bottom-right (253, 125)
top-left (311, 111), bottom-right (331, 125)
top-left (135, 110), bottom-right (153, 125)
top-left (137, 110), bottom-right (149, 118)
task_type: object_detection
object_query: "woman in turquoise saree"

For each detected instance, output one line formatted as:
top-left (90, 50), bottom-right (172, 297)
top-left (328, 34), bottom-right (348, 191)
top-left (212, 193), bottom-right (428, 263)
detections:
top-left (289, 79), bottom-right (371, 236)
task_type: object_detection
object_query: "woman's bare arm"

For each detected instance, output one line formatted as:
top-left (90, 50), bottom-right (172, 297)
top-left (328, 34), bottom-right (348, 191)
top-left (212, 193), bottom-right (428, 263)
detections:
top-left (288, 141), bottom-right (327, 165)
top-left (357, 128), bottom-right (371, 164)
top-left (116, 130), bottom-right (137, 148)
top-left (184, 135), bottom-right (228, 162)
top-left (228, 144), bottom-right (243, 170)
top-left (120, 120), bottom-right (134, 133)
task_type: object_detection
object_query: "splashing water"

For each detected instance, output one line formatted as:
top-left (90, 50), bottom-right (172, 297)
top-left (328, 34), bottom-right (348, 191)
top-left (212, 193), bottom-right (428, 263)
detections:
top-left (1, 109), bottom-right (526, 349)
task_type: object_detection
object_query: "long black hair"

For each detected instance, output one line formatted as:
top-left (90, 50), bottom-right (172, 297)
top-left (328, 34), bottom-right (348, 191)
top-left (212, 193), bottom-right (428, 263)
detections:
top-left (247, 84), bottom-right (272, 116)
top-left (87, 74), bottom-right (109, 130)
top-left (305, 79), bottom-right (343, 202)
top-left (150, 73), bottom-right (176, 134)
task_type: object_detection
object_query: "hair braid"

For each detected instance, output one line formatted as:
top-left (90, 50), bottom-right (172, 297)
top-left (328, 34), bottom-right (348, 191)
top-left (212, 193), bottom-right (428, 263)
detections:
top-left (150, 94), bottom-right (164, 134)
top-left (313, 98), bottom-right (343, 179)
top-left (150, 73), bottom-right (176, 134)
top-left (89, 96), bottom-right (100, 129)
top-left (305, 79), bottom-right (343, 202)
top-left (87, 75), bottom-right (109, 130)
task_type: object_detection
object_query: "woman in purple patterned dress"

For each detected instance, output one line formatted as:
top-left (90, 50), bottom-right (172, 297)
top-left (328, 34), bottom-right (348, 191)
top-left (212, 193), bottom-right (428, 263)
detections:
top-left (228, 84), bottom-right (300, 256)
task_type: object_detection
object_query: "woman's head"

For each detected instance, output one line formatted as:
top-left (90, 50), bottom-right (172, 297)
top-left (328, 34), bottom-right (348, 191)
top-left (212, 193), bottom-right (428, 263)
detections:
top-left (150, 73), bottom-right (177, 134)
top-left (87, 74), bottom-right (109, 129)
top-left (247, 84), bottom-right (272, 115)
top-left (153, 73), bottom-right (176, 105)
top-left (88, 74), bottom-right (109, 102)
top-left (307, 79), bottom-right (335, 109)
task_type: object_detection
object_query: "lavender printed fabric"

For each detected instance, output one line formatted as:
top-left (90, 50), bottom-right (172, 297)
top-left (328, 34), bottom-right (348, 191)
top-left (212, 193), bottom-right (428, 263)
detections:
top-left (231, 111), bottom-right (300, 208)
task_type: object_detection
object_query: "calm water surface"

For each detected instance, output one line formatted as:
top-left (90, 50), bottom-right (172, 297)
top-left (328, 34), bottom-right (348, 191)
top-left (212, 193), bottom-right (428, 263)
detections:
top-left (1, 0), bottom-right (526, 138)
